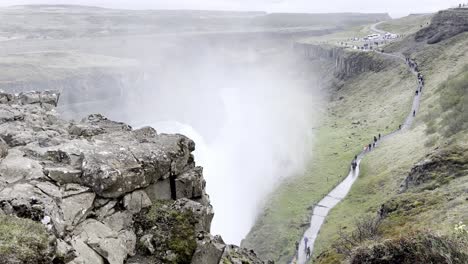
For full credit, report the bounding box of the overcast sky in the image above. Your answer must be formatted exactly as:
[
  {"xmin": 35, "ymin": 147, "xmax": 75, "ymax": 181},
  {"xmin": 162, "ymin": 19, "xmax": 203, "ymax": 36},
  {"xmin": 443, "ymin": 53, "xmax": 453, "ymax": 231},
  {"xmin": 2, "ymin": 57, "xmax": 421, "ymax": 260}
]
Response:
[{"xmin": 0, "ymin": 0, "xmax": 463, "ymax": 17}]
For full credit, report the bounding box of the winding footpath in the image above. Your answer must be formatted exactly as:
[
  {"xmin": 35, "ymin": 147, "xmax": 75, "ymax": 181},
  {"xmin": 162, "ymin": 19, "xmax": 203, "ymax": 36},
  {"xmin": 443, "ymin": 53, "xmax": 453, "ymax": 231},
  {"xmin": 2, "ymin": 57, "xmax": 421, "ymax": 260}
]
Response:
[{"xmin": 293, "ymin": 24, "xmax": 423, "ymax": 264}]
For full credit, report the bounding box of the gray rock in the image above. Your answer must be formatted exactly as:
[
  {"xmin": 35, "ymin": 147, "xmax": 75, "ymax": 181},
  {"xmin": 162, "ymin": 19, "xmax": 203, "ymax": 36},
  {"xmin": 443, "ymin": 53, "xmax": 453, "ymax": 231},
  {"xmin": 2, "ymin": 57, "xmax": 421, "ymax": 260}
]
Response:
[
  {"xmin": 123, "ymin": 190, "xmax": 152, "ymax": 214},
  {"xmin": 61, "ymin": 184, "xmax": 92, "ymax": 198},
  {"xmin": 61, "ymin": 192, "xmax": 95, "ymax": 228},
  {"xmin": 68, "ymin": 123, "xmax": 105, "ymax": 137},
  {"xmin": 35, "ymin": 181, "xmax": 62, "ymax": 199},
  {"xmin": 17, "ymin": 92, "xmax": 41, "ymax": 105},
  {"xmin": 191, "ymin": 232, "xmax": 226, "ymax": 264},
  {"xmin": 0, "ymin": 137, "xmax": 9, "ymax": 159},
  {"xmin": 55, "ymin": 239, "xmax": 76, "ymax": 263},
  {"xmin": 119, "ymin": 230, "xmax": 137, "ymax": 257},
  {"xmin": 44, "ymin": 166, "xmax": 82, "ymax": 185},
  {"xmin": 140, "ymin": 234, "xmax": 155, "ymax": 254},
  {"xmin": 95, "ymin": 200, "xmax": 118, "ymax": 220},
  {"xmin": 15, "ymin": 91, "xmax": 60, "ymax": 107},
  {"xmin": 0, "ymin": 90, "xmax": 265, "ymax": 264},
  {"xmin": 221, "ymin": 244, "xmax": 264, "ymax": 264},
  {"xmin": 81, "ymin": 132, "xmax": 194, "ymax": 198},
  {"xmin": 172, "ymin": 198, "xmax": 214, "ymax": 233},
  {"xmin": 0, "ymin": 182, "xmax": 64, "ymax": 235},
  {"xmin": 73, "ymin": 219, "xmax": 128, "ymax": 264},
  {"xmin": 144, "ymin": 178, "xmax": 172, "ymax": 201},
  {"xmin": 102, "ymin": 211, "xmax": 133, "ymax": 232},
  {"xmin": 175, "ymin": 167, "xmax": 205, "ymax": 200},
  {"xmin": 0, "ymin": 149, "xmax": 44, "ymax": 183},
  {"xmin": 132, "ymin": 126, "xmax": 157, "ymax": 142},
  {"xmin": 81, "ymin": 114, "xmax": 132, "ymax": 133},
  {"xmin": 70, "ymin": 236, "xmax": 105, "ymax": 264}
]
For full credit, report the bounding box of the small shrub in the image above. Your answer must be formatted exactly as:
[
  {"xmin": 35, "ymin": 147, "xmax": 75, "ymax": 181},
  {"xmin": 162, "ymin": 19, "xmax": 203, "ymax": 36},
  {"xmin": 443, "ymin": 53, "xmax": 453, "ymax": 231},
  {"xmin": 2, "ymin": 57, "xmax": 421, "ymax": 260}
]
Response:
[
  {"xmin": 332, "ymin": 215, "xmax": 383, "ymax": 257},
  {"xmin": 0, "ymin": 215, "xmax": 51, "ymax": 264},
  {"xmin": 134, "ymin": 201, "xmax": 198, "ymax": 264},
  {"xmin": 350, "ymin": 232, "xmax": 468, "ymax": 264}
]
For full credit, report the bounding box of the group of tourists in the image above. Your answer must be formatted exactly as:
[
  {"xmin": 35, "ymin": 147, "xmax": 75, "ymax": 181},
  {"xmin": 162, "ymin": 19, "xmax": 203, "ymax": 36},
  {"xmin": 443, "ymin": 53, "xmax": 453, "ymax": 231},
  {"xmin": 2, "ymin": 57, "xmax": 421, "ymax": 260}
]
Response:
[
  {"xmin": 291, "ymin": 53, "xmax": 425, "ymax": 264},
  {"xmin": 294, "ymin": 238, "xmax": 312, "ymax": 261},
  {"xmin": 362, "ymin": 133, "xmax": 382, "ymax": 154},
  {"xmin": 406, "ymin": 57, "xmax": 424, "ymax": 117}
]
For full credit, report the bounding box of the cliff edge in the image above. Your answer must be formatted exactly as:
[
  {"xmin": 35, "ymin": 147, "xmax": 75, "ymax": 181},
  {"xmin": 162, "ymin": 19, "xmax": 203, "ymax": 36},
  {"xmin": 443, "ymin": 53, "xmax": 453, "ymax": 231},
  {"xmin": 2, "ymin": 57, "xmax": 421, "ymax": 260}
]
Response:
[{"xmin": 0, "ymin": 90, "xmax": 264, "ymax": 264}]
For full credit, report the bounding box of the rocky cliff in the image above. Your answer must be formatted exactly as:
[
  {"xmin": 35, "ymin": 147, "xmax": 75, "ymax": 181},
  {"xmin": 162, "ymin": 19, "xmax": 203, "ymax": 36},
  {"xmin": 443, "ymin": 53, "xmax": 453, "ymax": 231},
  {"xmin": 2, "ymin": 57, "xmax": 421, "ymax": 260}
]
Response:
[
  {"xmin": 415, "ymin": 8, "xmax": 468, "ymax": 44},
  {"xmin": 294, "ymin": 43, "xmax": 389, "ymax": 79},
  {"xmin": 0, "ymin": 90, "xmax": 265, "ymax": 264}
]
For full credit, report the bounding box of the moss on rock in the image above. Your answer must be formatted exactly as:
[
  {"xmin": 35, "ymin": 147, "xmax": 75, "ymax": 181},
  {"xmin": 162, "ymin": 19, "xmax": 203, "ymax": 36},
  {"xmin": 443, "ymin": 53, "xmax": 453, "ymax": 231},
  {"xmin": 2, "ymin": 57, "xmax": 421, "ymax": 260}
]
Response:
[
  {"xmin": 133, "ymin": 200, "xmax": 198, "ymax": 264},
  {"xmin": 0, "ymin": 215, "xmax": 51, "ymax": 264},
  {"xmin": 350, "ymin": 232, "xmax": 468, "ymax": 264}
]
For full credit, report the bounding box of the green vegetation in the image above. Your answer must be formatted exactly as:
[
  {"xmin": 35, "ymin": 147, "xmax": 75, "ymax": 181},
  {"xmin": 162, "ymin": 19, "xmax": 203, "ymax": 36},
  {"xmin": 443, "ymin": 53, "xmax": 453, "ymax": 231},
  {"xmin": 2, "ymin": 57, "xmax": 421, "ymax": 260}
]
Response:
[
  {"xmin": 243, "ymin": 51, "xmax": 415, "ymax": 262},
  {"xmin": 0, "ymin": 215, "xmax": 51, "ymax": 264},
  {"xmin": 350, "ymin": 232, "xmax": 468, "ymax": 264},
  {"xmin": 134, "ymin": 201, "xmax": 198, "ymax": 264},
  {"xmin": 247, "ymin": 14, "xmax": 468, "ymax": 264},
  {"xmin": 435, "ymin": 65, "xmax": 468, "ymax": 137},
  {"xmin": 379, "ymin": 14, "xmax": 432, "ymax": 35},
  {"xmin": 312, "ymin": 27, "xmax": 468, "ymax": 264}
]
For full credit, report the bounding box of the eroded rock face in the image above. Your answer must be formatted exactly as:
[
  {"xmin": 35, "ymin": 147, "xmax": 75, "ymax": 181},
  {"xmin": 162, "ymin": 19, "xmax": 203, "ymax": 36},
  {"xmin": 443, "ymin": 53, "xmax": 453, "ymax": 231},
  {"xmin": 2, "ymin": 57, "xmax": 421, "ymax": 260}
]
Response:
[
  {"xmin": 400, "ymin": 146, "xmax": 468, "ymax": 192},
  {"xmin": 415, "ymin": 8, "xmax": 468, "ymax": 44},
  {"xmin": 192, "ymin": 232, "xmax": 226, "ymax": 264},
  {"xmin": 0, "ymin": 90, "xmax": 264, "ymax": 264}
]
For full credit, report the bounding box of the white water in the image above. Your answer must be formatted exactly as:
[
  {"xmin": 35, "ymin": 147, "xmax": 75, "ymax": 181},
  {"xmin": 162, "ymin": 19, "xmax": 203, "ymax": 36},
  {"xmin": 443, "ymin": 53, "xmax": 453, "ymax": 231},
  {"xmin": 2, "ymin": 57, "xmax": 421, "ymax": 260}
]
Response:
[{"xmin": 140, "ymin": 80, "xmax": 317, "ymax": 244}]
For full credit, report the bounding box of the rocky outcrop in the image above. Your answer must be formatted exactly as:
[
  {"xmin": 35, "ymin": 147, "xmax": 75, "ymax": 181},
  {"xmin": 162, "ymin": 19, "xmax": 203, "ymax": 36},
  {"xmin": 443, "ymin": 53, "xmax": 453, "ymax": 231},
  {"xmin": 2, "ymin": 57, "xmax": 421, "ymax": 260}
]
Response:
[
  {"xmin": 0, "ymin": 90, "xmax": 265, "ymax": 264},
  {"xmin": 400, "ymin": 146, "xmax": 468, "ymax": 192},
  {"xmin": 294, "ymin": 43, "xmax": 388, "ymax": 79},
  {"xmin": 415, "ymin": 8, "xmax": 468, "ymax": 44}
]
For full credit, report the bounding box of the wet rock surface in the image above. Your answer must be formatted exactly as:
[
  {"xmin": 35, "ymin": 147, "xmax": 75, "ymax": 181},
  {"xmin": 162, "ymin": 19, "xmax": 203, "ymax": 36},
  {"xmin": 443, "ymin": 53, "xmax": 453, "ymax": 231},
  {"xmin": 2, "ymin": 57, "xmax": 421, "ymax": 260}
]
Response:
[{"xmin": 0, "ymin": 91, "xmax": 265, "ymax": 264}]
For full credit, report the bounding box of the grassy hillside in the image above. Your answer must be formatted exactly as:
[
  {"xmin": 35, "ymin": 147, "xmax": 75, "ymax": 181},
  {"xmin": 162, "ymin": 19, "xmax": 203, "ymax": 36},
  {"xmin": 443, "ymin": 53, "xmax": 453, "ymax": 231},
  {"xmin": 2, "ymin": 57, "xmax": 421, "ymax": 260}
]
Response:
[
  {"xmin": 313, "ymin": 27, "xmax": 468, "ymax": 264},
  {"xmin": 242, "ymin": 50, "xmax": 415, "ymax": 262},
  {"xmin": 379, "ymin": 14, "xmax": 432, "ymax": 35},
  {"xmin": 244, "ymin": 11, "xmax": 468, "ymax": 264}
]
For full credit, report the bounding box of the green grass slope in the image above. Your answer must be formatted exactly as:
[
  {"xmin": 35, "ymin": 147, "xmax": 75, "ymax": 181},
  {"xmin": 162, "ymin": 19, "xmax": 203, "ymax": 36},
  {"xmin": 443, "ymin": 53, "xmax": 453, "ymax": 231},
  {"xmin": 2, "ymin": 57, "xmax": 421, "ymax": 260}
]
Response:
[
  {"xmin": 242, "ymin": 50, "xmax": 415, "ymax": 262},
  {"xmin": 244, "ymin": 11, "xmax": 468, "ymax": 263},
  {"xmin": 379, "ymin": 14, "xmax": 432, "ymax": 36},
  {"xmin": 313, "ymin": 28, "xmax": 468, "ymax": 264}
]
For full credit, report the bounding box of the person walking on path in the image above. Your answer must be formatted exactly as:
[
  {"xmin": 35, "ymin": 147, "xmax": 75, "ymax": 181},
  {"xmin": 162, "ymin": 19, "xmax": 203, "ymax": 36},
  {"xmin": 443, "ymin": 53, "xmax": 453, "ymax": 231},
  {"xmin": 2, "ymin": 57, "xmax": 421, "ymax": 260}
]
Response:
[
  {"xmin": 368, "ymin": 143, "xmax": 372, "ymax": 151},
  {"xmin": 378, "ymin": 133, "xmax": 381, "ymax": 140},
  {"xmin": 304, "ymin": 237, "xmax": 309, "ymax": 252},
  {"xmin": 413, "ymin": 110, "xmax": 416, "ymax": 117},
  {"xmin": 306, "ymin": 247, "xmax": 311, "ymax": 259},
  {"xmin": 295, "ymin": 240, "xmax": 299, "ymax": 258},
  {"xmin": 374, "ymin": 136, "xmax": 377, "ymax": 143}
]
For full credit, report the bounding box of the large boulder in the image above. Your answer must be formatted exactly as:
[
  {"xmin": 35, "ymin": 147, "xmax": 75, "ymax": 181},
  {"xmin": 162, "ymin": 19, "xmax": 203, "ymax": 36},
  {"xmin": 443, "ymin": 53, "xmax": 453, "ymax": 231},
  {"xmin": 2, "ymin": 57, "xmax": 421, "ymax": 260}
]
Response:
[
  {"xmin": 172, "ymin": 198, "xmax": 214, "ymax": 233},
  {"xmin": 175, "ymin": 166, "xmax": 206, "ymax": 200},
  {"xmin": 191, "ymin": 232, "xmax": 226, "ymax": 264},
  {"xmin": 0, "ymin": 149, "xmax": 44, "ymax": 184},
  {"xmin": 72, "ymin": 219, "xmax": 130, "ymax": 264},
  {"xmin": 123, "ymin": 190, "xmax": 152, "ymax": 214}
]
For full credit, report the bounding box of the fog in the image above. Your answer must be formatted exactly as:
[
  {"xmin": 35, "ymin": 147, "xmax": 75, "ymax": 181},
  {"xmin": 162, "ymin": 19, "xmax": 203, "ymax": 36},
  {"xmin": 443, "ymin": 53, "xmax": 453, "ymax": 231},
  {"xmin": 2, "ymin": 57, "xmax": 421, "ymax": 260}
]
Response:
[
  {"xmin": 118, "ymin": 36, "xmax": 323, "ymax": 244},
  {"xmin": 3, "ymin": 0, "xmax": 451, "ymax": 245},
  {"xmin": 0, "ymin": 0, "xmax": 463, "ymax": 17}
]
